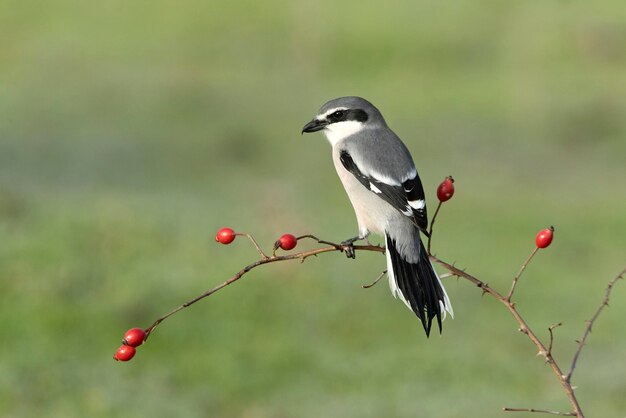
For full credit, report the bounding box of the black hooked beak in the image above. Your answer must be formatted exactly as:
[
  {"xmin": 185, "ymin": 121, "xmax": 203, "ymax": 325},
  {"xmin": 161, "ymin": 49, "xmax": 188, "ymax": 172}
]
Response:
[{"xmin": 301, "ymin": 118, "xmax": 327, "ymax": 134}]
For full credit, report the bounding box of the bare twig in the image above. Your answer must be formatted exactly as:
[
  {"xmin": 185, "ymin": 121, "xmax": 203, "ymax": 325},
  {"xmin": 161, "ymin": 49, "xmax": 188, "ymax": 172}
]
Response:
[
  {"xmin": 237, "ymin": 233, "xmax": 269, "ymax": 259},
  {"xmin": 566, "ymin": 267, "xmax": 626, "ymax": 383},
  {"xmin": 362, "ymin": 270, "xmax": 387, "ymax": 289},
  {"xmin": 547, "ymin": 322, "xmax": 563, "ymax": 358},
  {"xmin": 427, "ymin": 201, "xmax": 442, "ymax": 255},
  {"xmin": 503, "ymin": 407, "xmax": 575, "ymax": 416},
  {"xmin": 506, "ymin": 247, "xmax": 539, "ymax": 301},
  {"xmin": 296, "ymin": 234, "xmax": 344, "ymax": 250}
]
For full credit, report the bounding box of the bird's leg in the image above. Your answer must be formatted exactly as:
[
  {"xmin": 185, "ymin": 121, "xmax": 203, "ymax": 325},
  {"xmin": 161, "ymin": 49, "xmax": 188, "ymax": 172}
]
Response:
[{"xmin": 341, "ymin": 232, "xmax": 369, "ymax": 259}]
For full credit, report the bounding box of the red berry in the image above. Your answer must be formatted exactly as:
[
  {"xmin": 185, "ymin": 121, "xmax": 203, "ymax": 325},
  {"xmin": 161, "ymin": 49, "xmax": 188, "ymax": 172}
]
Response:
[
  {"xmin": 215, "ymin": 227, "xmax": 236, "ymax": 244},
  {"xmin": 123, "ymin": 328, "xmax": 146, "ymax": 348},
  {"xmin": 114, "ymin": 345, "xmax": 136, "ymax": 362},
  {"xmin": 277, "ymin": 234, "xmax": 298, "ymax": 251},
  {"xmin": 437, "ymin": 176, "xmax": 455, "ymax": 202},
  {"xmin": 535, "ymin": 226, "xmax": 555, "ymax": 249}
]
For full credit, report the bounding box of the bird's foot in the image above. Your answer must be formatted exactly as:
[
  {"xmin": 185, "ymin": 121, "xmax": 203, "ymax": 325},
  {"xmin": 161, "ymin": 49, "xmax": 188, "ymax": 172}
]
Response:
[{"xmin": 341, "ymin": 235, "xmax": 364, "ymax": 259}]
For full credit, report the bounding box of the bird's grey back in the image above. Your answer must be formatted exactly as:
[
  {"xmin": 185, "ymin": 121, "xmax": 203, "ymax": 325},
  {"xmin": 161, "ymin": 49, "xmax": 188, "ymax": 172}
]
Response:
[{"xmin": 341, "ymin": 127, "xmax": 416, "ymax": 181}]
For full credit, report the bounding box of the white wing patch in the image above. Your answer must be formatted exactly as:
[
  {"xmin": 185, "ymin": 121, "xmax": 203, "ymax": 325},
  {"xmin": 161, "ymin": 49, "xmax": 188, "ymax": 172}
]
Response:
[
  {"xmin": 364, "ymin": 167, "xmax": 415, "ymax": 188},
  {"xmin": 408, "ymin": 199, "xmax": 425, "ymax": 210},
  {"xmin": 362, "ymin": 169, "xmax": 401, "ymax": 186},
  {"xmin": 369, "ymin": 182, "xmax": 382, "ymax": 194}
]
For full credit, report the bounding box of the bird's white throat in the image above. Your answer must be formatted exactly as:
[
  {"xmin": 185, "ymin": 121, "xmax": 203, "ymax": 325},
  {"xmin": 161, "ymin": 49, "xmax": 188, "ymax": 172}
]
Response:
[{"xmin": 323, "ymin": 121, "xmax": 365, "ymax": 146}]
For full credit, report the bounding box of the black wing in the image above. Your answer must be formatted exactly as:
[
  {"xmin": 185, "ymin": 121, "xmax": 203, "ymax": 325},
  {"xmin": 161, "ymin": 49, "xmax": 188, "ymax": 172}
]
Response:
[{"xmin": 339, "ymin": 150, "xmax": 428, "ymax": 233}]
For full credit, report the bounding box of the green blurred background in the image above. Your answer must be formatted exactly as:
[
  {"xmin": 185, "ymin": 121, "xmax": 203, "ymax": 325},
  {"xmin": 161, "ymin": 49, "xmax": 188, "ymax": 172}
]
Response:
[{"xmin": 1, "ymin": 1, "xmax": 625, "ymax": 417}]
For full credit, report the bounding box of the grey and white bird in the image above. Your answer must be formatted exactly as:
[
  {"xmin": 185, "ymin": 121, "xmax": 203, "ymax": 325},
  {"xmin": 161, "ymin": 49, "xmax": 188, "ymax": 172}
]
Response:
[{"xmin": 302, "ymin": 96, "xmax": 453, "ymax": 336}]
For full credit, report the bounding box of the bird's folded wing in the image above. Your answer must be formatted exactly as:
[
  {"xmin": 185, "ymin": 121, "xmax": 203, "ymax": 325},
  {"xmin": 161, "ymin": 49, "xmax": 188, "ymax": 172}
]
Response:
[{"xmin": 339, "ymin": 150, "xmax": 428, "ymax": 233}]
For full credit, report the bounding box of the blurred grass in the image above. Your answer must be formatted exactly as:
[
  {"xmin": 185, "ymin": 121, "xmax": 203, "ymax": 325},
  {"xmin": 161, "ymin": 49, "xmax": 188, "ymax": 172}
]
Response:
[{"xmin": 1, "ymin": 0, "xmax": 625, "ymax": 417}]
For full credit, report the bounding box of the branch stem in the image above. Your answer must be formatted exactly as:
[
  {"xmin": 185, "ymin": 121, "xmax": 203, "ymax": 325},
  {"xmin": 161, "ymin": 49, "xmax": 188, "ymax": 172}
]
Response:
[
  {"xmin": 547, "ymin": 323, "xmax": 562, "ymax": 358},
  {"xmin": 362, "ymin": 270, "xmax": 387, "ymax": 289},
  {"xmin": 430, "ymin": 256, "xmax": 586, "ymax": 418},
  {"xmin": 506, "ymin": 246, "xmax": 539, "ymax": 301},
  {"xmin": 427, "ymin": 201, "xmax": 443, "ymax": 255},
  {"xmin": 503, "ymin": 407, "xmax": 575, "ymax": 416},
  {"xmin": 238, "ymin": 233, "xmax": 269, "ymax": 259},
  {"xmin": 143, "ymin": 242, "xmax": 384, "ymax": 339},
  {"xmin": 136, "ymin": 231, "xmax": 625, "ymax": 418},
  {"xmin": 566, "ymin": 267, "xmax": 626, "ymax": 383}
]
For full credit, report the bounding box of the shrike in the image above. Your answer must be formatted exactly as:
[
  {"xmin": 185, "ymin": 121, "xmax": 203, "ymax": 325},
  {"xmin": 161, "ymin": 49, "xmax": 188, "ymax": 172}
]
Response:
[{"xmin": 302, "ymin": 96, "xmax": 453, "ymax": 336}]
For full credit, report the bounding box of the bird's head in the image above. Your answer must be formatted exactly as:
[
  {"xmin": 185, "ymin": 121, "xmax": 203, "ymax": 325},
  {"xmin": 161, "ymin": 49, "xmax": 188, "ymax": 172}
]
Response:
[{"xmin": 302, "ymin": 96, "xmax": 385, "ymax": 145}]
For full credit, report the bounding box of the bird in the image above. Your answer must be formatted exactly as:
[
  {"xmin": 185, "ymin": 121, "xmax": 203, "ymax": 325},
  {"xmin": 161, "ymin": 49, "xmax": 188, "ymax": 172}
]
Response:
[{"xmin": 301, "ymin": 96, "xmax": 453, "ymax": 336}]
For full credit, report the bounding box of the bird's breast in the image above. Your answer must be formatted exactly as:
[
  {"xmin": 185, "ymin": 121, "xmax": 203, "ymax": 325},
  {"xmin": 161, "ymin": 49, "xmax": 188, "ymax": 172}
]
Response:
[{"xmin": 331, "ymin": 148, "xmax": 399, "ymax": 235}]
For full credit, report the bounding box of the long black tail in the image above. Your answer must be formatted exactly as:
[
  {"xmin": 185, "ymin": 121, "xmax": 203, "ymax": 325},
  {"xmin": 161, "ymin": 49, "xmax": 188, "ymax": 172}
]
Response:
[{"xmin": 385, "ymin": 234, "xmax": 452, "ymax": 336}]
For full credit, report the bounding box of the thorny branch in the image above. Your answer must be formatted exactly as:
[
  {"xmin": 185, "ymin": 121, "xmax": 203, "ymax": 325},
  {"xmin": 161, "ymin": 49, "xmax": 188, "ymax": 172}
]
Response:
[
  {"xmin": 566, "ymin": 267, "xmax": 626, "ymax": 384},
  {"xmin": 143, "ymin": 236, "xmax": 385, "ymax": 338},
  {"xmin": 135, "ymin": 201, "xmax": 624, "ymax": 418},
  {"xmin": 427, "ymin": 255, "xmax": 585, "ymax": 417}
]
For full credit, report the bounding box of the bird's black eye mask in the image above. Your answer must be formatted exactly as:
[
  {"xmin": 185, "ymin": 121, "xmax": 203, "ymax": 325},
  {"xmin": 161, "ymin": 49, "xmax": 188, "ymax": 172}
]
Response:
[
  {"xmin": 328, "ymin": 110, "xmax": 346, "ymax": 121},
  {"xmin": 327, "ymin": 108, "xmax": 369, "ymax": 124}
]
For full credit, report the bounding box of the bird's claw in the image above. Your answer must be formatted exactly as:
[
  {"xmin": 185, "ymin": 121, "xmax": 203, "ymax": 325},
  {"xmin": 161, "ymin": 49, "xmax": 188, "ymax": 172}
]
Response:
[{"xmin": 341, "ymin": 239, "xmax": 357, "ymax": 259}]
